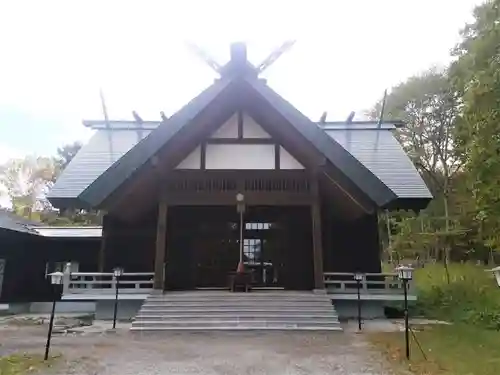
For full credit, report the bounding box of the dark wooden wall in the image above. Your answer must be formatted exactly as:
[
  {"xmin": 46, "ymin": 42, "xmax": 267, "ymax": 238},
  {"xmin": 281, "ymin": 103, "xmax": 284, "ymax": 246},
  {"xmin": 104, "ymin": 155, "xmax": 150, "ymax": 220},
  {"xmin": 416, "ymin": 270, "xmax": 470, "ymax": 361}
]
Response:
[
  {"xmin": 1, "ymin": 201, "xmax": 382, "ymax": 303},
  {"xmin": 0, "ymin": 230, "xmax": 100, "ymax": 303},
  {"xmin": 322, "ymin": 205, "xmax": 382, "ymax": 274},
  {"xmin": 104, "ymin": 212, "xmax": 156, "ymax": 272}
]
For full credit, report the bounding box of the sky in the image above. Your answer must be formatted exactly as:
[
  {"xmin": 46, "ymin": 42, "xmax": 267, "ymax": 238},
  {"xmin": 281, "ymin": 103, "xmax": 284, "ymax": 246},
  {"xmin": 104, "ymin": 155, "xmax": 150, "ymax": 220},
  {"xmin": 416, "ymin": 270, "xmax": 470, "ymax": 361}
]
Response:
[{"xmin": 0, "ymin": 0, "xmax": 483, "ymax": 163}]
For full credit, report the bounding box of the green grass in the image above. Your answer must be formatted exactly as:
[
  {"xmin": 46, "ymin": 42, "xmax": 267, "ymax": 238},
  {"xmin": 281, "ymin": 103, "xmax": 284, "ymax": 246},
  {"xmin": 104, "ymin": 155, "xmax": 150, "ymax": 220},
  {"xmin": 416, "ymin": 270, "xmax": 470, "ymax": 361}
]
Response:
[
  {"xmin": 0, "ymin": 353, "xmax": 58, "ymax": 375},
  {"xmin": 371, "ymin": 262, "xmax": 500, "ymax": 374},
  {"xmin": 413, "ymin": 263, "xmax": 500, "ymax": 328},
  {"xmin": 369, "ymin": 324, "xmax": 500, "ymax": 375}
]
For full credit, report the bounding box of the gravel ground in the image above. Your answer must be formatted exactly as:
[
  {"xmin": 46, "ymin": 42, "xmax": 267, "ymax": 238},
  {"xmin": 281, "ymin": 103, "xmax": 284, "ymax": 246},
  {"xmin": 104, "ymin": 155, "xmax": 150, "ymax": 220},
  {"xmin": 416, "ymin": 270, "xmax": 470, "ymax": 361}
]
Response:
[{"xmin": 0, "ymin": 325, "xmax": 395, "ymax": 375}]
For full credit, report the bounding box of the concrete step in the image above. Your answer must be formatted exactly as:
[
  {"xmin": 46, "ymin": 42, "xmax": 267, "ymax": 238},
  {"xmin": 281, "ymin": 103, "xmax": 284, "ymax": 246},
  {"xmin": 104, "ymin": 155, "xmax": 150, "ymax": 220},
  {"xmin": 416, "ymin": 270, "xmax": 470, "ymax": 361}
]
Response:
[
  {"xmin": 132, "ymin": 292, "xmax": 341, "ymax": 332},
  {"xmin": 131, "ymin": 320, "xmax": 341, "ymax": 329},
  {"xmin": 146, "ymin": 293, "xmax": 328, "ymax": 299},
  {"xmin": 142, "ymin": 302, "xmax": 333, "ymax": 308},
  {"xmin": 146, "ymin": 296, "xmax": 330, "ymax": 302},
  {"xmin": 137, "ymin": 310, "xmax": 338, "ymax": 316},
  {"xmin": 150, "ymin": 289, "xmax": 324, "ymax": 298},
  {"xmin": 131, "ymin": 325, "xmax": 342, "ymax": 331},
  {"xmin": 134, "ymin": 315, "xmax": 337, "ymax": 322}
]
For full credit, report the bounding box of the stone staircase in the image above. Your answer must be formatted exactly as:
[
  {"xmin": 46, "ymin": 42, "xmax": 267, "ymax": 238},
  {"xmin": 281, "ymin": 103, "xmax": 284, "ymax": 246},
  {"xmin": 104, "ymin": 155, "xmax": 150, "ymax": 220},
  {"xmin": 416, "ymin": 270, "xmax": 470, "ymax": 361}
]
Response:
[{"xmin": 131, "ymin": 291, "xmax": 342, "ymax": 331}]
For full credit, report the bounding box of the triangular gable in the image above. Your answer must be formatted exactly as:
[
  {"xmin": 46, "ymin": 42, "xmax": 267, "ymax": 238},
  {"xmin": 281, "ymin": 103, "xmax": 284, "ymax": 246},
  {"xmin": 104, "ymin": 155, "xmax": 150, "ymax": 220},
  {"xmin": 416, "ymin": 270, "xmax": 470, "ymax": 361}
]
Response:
[
  {"xmin": 175, "ymin": 112, "xmax": 304, "ymax": 170},
  {"xmin": 78, "ymin": 76, "xmax": 395, "ymax": 209}
]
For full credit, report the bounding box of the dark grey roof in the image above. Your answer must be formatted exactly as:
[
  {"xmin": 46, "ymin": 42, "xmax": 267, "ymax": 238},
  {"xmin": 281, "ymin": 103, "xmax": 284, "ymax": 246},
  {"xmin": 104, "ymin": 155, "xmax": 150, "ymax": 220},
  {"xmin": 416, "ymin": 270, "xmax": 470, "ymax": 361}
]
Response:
[
  {"xmin": 83, "ymin": 120, "xmax": 160, "ymax": 130},
  {"xmin": 0, "ymin": 210, "xmax": 40, "ymax": 234},
  {"xmin": 76, "ymin": 79, "xmax": 233, "ymax": 207},
  {"xmin": 48, "ymin": 129, "xmax": 151, "ymax": 202},
  {"xmin": 71, "ymin": 76, "xmax": 403, "ymax": 209},
  {"xmin": 325, "ymin": 129, "xmax": 432, "ymax": 199},
  {"xmin": 48, "ymin": 119, "xmax": 431, "ymax": 209},
  {"xmin": 245, "ymin": 78, "xmax": 397, "ymax": 207}
]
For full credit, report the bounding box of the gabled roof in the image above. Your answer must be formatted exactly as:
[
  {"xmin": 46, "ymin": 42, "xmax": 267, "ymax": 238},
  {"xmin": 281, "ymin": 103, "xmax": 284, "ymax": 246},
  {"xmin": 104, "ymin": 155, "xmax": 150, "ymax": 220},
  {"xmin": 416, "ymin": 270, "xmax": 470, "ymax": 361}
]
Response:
[
  {"xmin": 325, "ymin": 129, "xmax": 431, "ymax": 200},
  {"xmin": 243, "ymin": 78, "xmax": 398, "ymax": 207},
  {"xmin": 49, "ymin": 121, "xmax": 433, "ymax": 209},
  {"xmin": 48, "ymin": 43, "xmax": 431, "ymax": 211},
  {"xmin": 48, "ymin": 127, "xmax": 150, "ymax": 207},
  {"xmin": 77, "ymin": 78, "xmax": 234, "ymax": 208},
  {"xmin": 72, "ymin": 79, "xmax": 397, "ymax": 209}
]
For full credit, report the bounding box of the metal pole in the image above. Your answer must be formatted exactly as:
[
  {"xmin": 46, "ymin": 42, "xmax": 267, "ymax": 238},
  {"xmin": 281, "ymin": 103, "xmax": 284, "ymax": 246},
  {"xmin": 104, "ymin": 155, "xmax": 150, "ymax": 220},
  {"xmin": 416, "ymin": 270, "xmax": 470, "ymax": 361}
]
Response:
[
  {"xmin": 357, "ymin": 280, "xmax": 362, "ymax": 331},
  {"xmin": 44, "ymin": 291, "xmax": 57, "ymax": 360},
  {"xmin": 112, "ymin": 275, "xmax": 119, "ymax": 329},
  {"xmin": 404, "ymin": 279, "xmax": 410, "ymax": 360},
  {"xmin": 239, "ymin": 210, "xmax": 243, "ymax": 263}
]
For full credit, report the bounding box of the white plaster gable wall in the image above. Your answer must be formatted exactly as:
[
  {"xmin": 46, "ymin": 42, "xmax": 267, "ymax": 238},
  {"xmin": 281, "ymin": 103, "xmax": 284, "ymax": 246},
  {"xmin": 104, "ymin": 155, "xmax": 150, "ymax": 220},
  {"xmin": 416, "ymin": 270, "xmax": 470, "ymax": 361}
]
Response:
[
  {"xmin": 175, "ymin": 146, "xmax": 201, "ymax": 169},
  {"xmin": 242, "ymin": 113, "xmax": 271, "ymax": 138},
  {"xmin": 206, "ymin": 144, "xmax": 275, "ymax": 169},
  {"xmin": 211, "ymin": 114, "xmax": 238, "ymax": 138},
  {"xmin": 175, "ymin": 112, "xmax": 304, "ymax": 170},
  {"xmin": 280, "ymin": 146, "xmax": 304, "ymax": 169}
]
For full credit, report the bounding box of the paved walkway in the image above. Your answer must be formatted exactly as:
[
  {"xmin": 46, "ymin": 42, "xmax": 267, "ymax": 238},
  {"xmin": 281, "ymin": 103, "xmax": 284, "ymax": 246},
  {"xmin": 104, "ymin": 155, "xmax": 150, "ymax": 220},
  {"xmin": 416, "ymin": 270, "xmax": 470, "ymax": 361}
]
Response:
[{"xmin": 0, "ymin": 325, "xmax": 394, "ymax": 374}]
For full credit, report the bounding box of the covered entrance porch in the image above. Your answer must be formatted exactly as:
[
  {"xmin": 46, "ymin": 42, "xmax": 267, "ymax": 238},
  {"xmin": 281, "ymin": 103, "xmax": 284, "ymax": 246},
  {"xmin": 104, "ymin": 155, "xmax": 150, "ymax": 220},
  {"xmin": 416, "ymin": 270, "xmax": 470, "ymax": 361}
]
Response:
[
  {"xmin": 166, "ymin": 205, "xmax": 314, "ymax": 291},
  {"xmin": 153, "ymin": 169, "xmax": 322, "ymax": 292}
]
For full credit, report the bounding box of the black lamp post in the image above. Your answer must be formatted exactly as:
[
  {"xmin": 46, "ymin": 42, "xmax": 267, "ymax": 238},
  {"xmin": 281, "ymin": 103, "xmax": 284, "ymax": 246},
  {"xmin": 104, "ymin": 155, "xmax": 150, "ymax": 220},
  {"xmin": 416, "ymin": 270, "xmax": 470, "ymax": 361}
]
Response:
[
  {"xmin": 112, "ymin": 267, "xmax": 124, "ymax": 329},
  {"xmin": 353, "ymin": 272, "xmax": 364, "ymax": 331},
  {"xmin": 396, "ymin": 265, "xmax": 414, "ymax": 360},
  {"xmin": 44, "ymin": 271, "xmax": 63, "ymax": 361}
]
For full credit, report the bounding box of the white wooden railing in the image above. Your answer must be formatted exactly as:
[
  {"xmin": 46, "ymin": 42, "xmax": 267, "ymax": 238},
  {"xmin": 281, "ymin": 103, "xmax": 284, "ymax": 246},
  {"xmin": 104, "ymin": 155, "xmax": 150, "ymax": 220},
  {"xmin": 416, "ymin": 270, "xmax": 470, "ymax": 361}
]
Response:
[
  {"xmin": 62, "ymin": 269, "xmax": 154, "ymax": 296},
  {"xmin": 323, "ymin": 272, "xmax": 414, "ymax": 295}
]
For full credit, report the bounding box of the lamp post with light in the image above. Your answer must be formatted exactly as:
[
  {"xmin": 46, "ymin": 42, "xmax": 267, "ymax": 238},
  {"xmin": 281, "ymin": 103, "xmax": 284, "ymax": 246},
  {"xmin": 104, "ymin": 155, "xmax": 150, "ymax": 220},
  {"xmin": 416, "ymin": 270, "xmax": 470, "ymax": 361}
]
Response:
[
  {"xmin": 353, "ymin": 272, "xmax": 364, "ymax": 331},
  {"xmin": 112, "ymin": 267, "xmax": 124, "ymax": 329},
  {"xmin": 236, "ymin": 193, "xmax": 246, "ymax": 272},
  {"xmin": 396, "ymin": 265, "xmax": 414, "ymax": 360},
  {"xmin": 44, "ymin": 271, "xmax": 63, "ymax": 361}
]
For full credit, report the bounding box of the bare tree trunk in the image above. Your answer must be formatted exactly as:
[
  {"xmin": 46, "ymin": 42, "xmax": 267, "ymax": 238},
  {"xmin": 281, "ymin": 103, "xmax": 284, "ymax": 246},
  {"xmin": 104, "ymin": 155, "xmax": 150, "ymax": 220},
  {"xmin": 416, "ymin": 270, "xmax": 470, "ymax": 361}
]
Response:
[
  {"xmin": 385, "ymin": 210, "xmax": 393, "ymax": 263},
  {"xmin": 420, "ymin": 215, "xmax": 428, "ymax": 262},
  {"xmin": 443, "ymin": 191, "xmax": 451, "ymax": 284}
]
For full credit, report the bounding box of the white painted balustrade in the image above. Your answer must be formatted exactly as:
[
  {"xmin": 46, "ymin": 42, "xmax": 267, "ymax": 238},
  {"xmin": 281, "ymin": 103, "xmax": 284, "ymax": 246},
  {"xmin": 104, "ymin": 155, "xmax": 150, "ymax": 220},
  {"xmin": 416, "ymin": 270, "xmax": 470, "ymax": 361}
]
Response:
[
  {"xmin": 323, "ymin": 272, "xmax": 414, "ymax": 295},
  {"xmin": 61, "ymin": 264, "xmax": 154, "ymax": 298}
]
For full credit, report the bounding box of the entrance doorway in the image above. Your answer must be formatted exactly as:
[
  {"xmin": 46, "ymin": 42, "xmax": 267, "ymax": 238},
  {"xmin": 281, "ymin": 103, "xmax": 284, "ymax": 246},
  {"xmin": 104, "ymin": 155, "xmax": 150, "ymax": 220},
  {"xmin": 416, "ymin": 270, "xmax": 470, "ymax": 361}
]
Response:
[
  {"xmin": 243, "ymin": 222, "xmax": 278, "ymax": 287},
  {"xmin": 165, "ymin": 206, "xmax": 314, "ymax": 290}
]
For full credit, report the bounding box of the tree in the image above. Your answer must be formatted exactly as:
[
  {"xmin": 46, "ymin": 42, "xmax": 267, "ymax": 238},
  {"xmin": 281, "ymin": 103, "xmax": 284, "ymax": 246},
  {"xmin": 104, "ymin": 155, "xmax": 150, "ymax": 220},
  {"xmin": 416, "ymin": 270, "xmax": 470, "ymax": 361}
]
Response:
[
  {"xmin": 0, "ymin": 156, "xmax": 56, "ymax": 218},
  {"xmin": 369, "ymin": 70, "xmax": 463, "ymax": 279},
  {"xmin": 451, "ymin": 0, "xmax": 500, "ymax": 253},
  {"xmin": 369, "ymin": 69, "xmax": 462, "ymax": 195}
]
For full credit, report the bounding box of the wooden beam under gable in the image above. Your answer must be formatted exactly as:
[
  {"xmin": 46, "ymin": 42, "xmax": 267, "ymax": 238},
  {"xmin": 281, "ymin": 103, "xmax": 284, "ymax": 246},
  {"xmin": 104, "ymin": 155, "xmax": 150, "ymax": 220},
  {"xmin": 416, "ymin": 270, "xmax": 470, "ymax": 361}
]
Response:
[
  {"xmin": 154, "ymin": 200, "xmax": 167, "ymax": 290},
  {"xmin": 237, "ymin": 110, "xmax": 243, "ymax": 139}
]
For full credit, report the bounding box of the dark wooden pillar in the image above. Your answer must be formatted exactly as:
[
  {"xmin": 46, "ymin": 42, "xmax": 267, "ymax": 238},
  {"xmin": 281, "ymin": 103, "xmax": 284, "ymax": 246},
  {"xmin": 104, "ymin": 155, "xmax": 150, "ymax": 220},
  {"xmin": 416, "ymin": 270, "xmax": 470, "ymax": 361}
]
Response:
[
  {"xmin": 154, "ymin": 200, "xmax": 168, "ymax": 290},
  {"xmin": 311, "ymin": 175, "xmax": 325, "ymax": 289},
  {"xmin": 98, "ymin": 214, "xmax": 108, "ymax": 272}
]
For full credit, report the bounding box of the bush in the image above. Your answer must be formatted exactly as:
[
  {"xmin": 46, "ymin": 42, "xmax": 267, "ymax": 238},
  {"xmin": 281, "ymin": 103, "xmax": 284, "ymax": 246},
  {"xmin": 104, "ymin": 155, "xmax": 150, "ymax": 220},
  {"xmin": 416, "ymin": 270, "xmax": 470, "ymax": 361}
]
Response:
[{"xmin": 414, "ymin": 263, "xmax": 500, "ymax": 329}]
